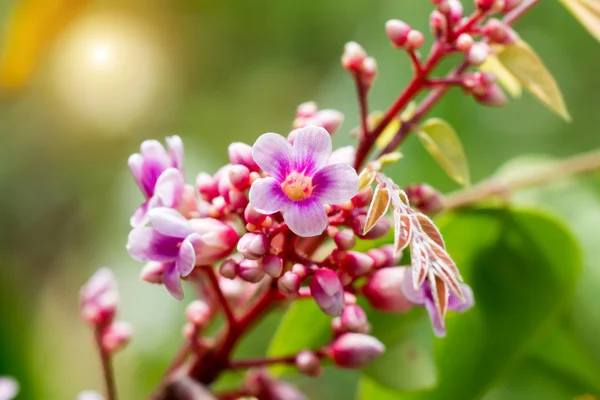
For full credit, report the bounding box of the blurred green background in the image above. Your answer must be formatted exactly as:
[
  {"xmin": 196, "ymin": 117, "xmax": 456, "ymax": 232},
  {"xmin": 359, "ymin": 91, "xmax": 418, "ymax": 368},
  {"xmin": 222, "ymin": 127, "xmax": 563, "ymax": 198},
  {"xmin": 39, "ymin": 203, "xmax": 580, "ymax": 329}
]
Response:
[{"xmin": 0, "ymin": 0, "xmax": 599, "ymax": 399}]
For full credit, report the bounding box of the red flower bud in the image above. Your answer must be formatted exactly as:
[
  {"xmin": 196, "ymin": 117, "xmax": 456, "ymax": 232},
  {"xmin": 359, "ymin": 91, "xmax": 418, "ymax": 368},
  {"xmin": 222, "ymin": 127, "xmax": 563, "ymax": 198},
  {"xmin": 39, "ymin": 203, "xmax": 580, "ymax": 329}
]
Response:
[
  {"xmin": 342, "ymin": 251, "xmax": 374, "ymax": 277},
  {"xmin": 219, "ymin": 259, "xmax": 239, "ymax": 280},
  {"xmin": 228, "ymin": 165, "xmax": 251, "ymax": 191},
  {"xmin": 196, "ymin": 172, "xmax": 219, "ymax": 201},
  {"xmin": 362, "ymin": 267, "xmax": 413, "ymax": 313},
  {"xmin": 340, "ymin": 304, "xmax": 370, "ymax": 333},
  {"xmin": 334, "ymin": 229, "xmax": 356, "ymax": 251},
  {"xmin": 430, "ymin": 10, "xmax": 448, "ymax": 39},
  {"xmin": 237, "ymin": 232, "xmax": 269, "ymax": 260},
  {"xmin": 483, "ymin": 18, "xmax": 518, "ymax": 45},
  {"xmin": 474, "ymin": 83, "xmax": 507, "ymax": 107},
  {"xmin": 330, "ymin": 333, "xmax": 384, "ymax": 368},
  {"xmin": 296, "ymin": 350, "xmax": 322, "ymax": 377},
  {"xmin": 140, "ymin": 261, "xmax": 166, "ymax": 284},
  {"xmin": 456, "ymin": 33, "xmax": 474, "ymax": 52},
  {"xmin": 278, "ymin": 271, "xmax": 302, "ymax": 295},
  {"xmin": 467, "ymin": 42, "xmax": 489, "ymax": 66},
  {"xmin": 341, "ymin": 42, "xmax": 367, "ymax": 71},
  {"xmin": 228, "ymin": 142, "xmax": 259, "ymax": 172},
  {"xmin": 238, "ymin": 260, "xmax": 265, "ymax": 283},
  {"xmin": 351, "ymin": 186, "xmax": 374, "ymax": 208},
  {"xmin": 403, "ymin": 183, "xmax": 445, "ymax": 216},
  {"xmin": 101, "ymin": 321, "xmax": 132, "ymax": 353},
  {"xmin": 310, "ymin": 268, "xmax": 345, "ymax": 316},
  {"xmin": 296, "ymin": 101, "xmax": 317, "ymax": 118},
  {"xmin": 80, "ymin": 268, "xmax": 118, "ymax": 327},
  {"xmin": 244, "ymin": 203, "xmax": 268, "ymax": 226},
  {"xmin": 406, "ymin": 30, "xmax": 425, "ymax": 50},
  {"xmin": 261, "ymin": 254, "xmax": 283, "ymax": 278},
  {"xmin": 385, "ymin": 19, "xmax": 411, "ymax": 48}
]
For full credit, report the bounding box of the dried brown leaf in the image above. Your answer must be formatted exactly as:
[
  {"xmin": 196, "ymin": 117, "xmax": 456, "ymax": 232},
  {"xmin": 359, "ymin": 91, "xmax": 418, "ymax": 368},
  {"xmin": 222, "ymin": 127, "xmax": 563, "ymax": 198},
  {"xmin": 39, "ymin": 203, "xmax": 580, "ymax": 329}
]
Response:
[
  {"xmin": 363, "ymin": 184, "xmax": 391, "ymax": 235},
  {"xmin": 410, "ymin": 240, "xmax": 429, "ymax": 289},
  {"xmin": 416, "ymin": 213, "xmax": 445, "ymax": 249},
  {"xmin": 393, "ymin": 210, "xmax": 412, "ymax": 255},
  {"xmin": 357, "ymin": 168, "xmax": 377, "ymax": 192}
]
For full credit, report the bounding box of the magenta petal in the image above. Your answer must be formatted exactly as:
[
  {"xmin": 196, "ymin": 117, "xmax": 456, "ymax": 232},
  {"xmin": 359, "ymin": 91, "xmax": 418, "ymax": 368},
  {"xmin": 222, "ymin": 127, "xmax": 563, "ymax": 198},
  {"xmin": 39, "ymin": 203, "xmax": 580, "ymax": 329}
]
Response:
[
  {"xmin": 449, "ymin": 283, "xmax": 474, "ymax": 312},
  {"xmin": 154, "ymin": 168, "xmax": 185, "ymax": 208},
  {"xmin": 148, "ymin": 208, "xmax": 192, "ymax": 238},
  {"xmin": 141, "ymin": 140, "xmax": 170, "ymax": 167},
  {"xmin": 163, "ymin": 263, "xmax": 184, "ymax": 300},
  {"xmin": 400, "ymin": 269, "xmax": 427, "ymax": 305},
  {"xmin": 249, "ymin": 177, "xmax": 288, "ymax": 214},
  {"xmin": 328, "ymin": 146, "xmax": 355, "ymax": 166},
  {"xmin": 177, "ymin": 234, "xmax": 200, "ymax": 276},
  {"xmin": 166, "ymin": 135, "xmax": 184, "ymax": 170},
  {"xmin": 312, "ymin": 163, "xmax": 359, "ymax": 205},
  {"xmin": 283, "ymin": 197, "xmax": 328, "ymax": 237},
  {"xmin": 130, "ymin": 200, "xmax": 150, "ymax": 227},
  {"xmin": 425, "ymin": 298, "xmax": 446, "ymax": 337},
  {"xmin": 252, "ymin": 133, "xmax": 293, "ymax": 181},
  {"xmin": 292, "ymin": 126, "xmax": 332, "ymax": 175},
  {"xmin": 127, "ymin": 227, "xmax": 154, "ymax": 261},
  {"xmin": 128, "ymin": 153, "xmax": 145, "ymax": 193}
]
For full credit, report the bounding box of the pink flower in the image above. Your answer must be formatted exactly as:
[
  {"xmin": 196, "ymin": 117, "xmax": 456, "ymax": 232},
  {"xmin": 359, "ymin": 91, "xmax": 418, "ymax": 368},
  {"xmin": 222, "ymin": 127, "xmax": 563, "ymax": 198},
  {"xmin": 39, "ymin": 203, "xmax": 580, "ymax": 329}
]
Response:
[
  {"xmin": 80, "ymin": 268, "xmax": 119, "ymax": 326},
  {"xmin": 249, "ymin": 126, "xmax": 358, "ymax": 237},
  {"xmin": 0, "ymin": 377, "xmax": 18, "ymax": 400},
  {"xmin": 128, "ymin": 136, "xmax": 185, "ymax": 227}
]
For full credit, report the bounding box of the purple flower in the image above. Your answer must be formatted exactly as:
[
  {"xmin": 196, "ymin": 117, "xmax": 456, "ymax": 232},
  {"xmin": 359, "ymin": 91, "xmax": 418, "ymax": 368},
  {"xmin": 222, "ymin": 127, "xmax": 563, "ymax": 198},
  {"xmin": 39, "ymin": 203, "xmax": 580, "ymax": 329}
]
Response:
[
  {"xmin": 128, "ymin": 136, "xmax": 185, "ymax": 227},
  {"xmin": 401, "ymin": 267, "xmax": 474, "ymax": 337},
  {"xmin": 127, "ymin": 208, "xmax": 238, "ymax": 300},
  {"xmin": 249, "ymin": 126, "xmax": 359, "ymax": 237}
]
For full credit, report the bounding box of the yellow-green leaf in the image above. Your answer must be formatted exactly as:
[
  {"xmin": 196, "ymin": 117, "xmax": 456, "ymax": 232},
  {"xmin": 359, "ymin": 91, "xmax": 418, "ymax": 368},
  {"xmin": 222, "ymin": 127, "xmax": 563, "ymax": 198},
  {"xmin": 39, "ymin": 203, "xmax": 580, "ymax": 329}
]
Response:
[
  {"xmin": 417, "ymin": 118, "xmax": 470, "ymax": 187},
  {"xmin": 559, "ymin": 0, "xmax": 600, "ymax": 43},
  {"xmin": 374, "ymin": 102, "xmax": 416, "ymax": 150},
  {"xmin": 497, "ymin": 39, "xmax": 571, "ymax": 121},
  {"xmin": 479, "ymin": 54, "xmax": 522, "ymax": 98}
]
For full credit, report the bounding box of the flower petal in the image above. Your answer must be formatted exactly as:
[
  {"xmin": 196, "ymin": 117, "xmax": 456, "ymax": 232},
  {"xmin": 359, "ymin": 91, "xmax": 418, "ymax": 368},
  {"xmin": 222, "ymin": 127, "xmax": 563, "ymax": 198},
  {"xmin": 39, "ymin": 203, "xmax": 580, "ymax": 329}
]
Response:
[
  {"xmin": 127, "ymin": 227, "xmax": 181, "ymax": 262},
  {"xmin": 163, "ymin": 263, "xmax": 184, "ymax": 300},
  {"xmin": 448, "ymin": 283, "xmax": 474, "ymax": 312},
  {"xmin": 249, "ymin": 177, "xmax": 288, "ymax": 214},
  {"xmin": 139, "ymin": 140, "xmax": 171, "ymax": 196},
  {"xmin": 312, "ymin": 163, "xmax": 359, "ymax": 204},
  {"xmin": 177, "ymin": 234, "xmax": 201, "ymax": 276},
  {"xmin": 127, "ymin": 227, "xmax": 154, "ymax": 261},
  {"xmin": 328, "ymin": 146, "xmax": 355, "ymax": 166},
  {"xmin": 128, "ymin": 153, "xmax": 145, "ymax": 194},
  {"xmin": 400, "ymin": 268, "xmax": 427, "ymax": 305},
  {"xmin": 166, "ymin": 135, "xmax": 184, "ymax": 170},
  {"xmin": 130, "ymin": 200, "xmax": 150, "ymax": 227},
  {"xmin": 283, "ymin": 197, "xmax": 328, "ymax": 237},
  {"xmin": 292, "ymin": 126, "xmax": 332, "ymax": 175},
  {"xmin": 425, "ymin": 297, "xmax": 446, "ymax": 337},
  {"xmin": 252, "ymin": 133, "xmax": 293, "ymax": 181},
  {"xmin": 148, "ymin": 208, "xmax": 192, "ymax": 238},
  {"xmin": 154, "ymin": 168, "xmax": 185, "ymax": 208}
]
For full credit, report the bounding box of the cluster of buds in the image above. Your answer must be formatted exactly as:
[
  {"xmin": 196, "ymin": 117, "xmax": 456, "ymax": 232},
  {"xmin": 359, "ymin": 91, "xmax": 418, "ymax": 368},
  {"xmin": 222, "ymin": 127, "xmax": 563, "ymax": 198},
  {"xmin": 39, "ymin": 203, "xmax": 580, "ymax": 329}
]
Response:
[
  {"xmin": 463, "ymin": 71, "xmax": 507, "ymax": 107},
  {"xmin": 476, "ymin": 0, "xmax": 523, "ymax": 13},
  {"xmin": 341, "ymin": 42, "xmax": 378, "ymax": 89},
  {"xmin": 292, "ymin": 101, "xmax": 344, "ymax": 135},
  {"xmin": 80, "ymin": 269, "xmax": 132, "ymax": 353}
]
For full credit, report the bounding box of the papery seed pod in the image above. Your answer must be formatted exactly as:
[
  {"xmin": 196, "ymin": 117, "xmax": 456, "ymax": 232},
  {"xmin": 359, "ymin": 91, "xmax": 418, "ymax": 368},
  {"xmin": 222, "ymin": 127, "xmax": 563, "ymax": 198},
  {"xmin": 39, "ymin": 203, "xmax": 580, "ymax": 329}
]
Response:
[
  {"xmin": 101, "ymin": 321, "xmax": 132, "ymax": 353},
  {"xmin": 334, "ymin": 229, "xmax": 356, "ymax": 251},
  {"xmin": 310, "ymin": 268, "xmax": 345, "ymax": 317},
  {"xmin": 362, "ymin": 267, "xmax": 413, "ymax": 312},
  {"xmin": 385, "ymin": 19, "xmax": 411, "ymax": 48},
  {"xmin": 185, "ymin": 300, "xmax": 211, "ymax": 326},
  {"xmin": 219, "ymin": 259, "xmax": 239, "ymax": 280},
  {"xmin": 329, "ymin": 333, "xmax": 385, "ymax": 369},
  {"xmin": 296, "ymin": 350, "xmax": 322, "ymax": 377},
  {"xmin": 228, "ymin": 142, "xmax": 259, "ymax": 172},
  {"xmin": 340, "ymin": 304, "xmax": 369, "ymax": 333},
  {"xmin": 393, "ymin": 210, "xmax": 412, "ymax": 255},
  {"xmin": 342, "ymin": 251, "xmax": 374, "ymax": 277},
  {"xmin": 238, "ymin": 260, "xmax": 265, "ymax": 283},
  {"xmin": 261, "ymin": 254, "xmax": 284, "ymax": 278},
  {"xmin": 237, "ymin": 232, "xmax": 269, "ymax": 260},
  {"xmin": 228, "ymin": 164, "xmax": 251, "ymax": 191},
  {"xmin": 278, "ymin": 271, "xmax": 301, "ymax": 295},
  {"xmin": 341, "ymin": 41, "xmax": 367, "ymax": 71}
]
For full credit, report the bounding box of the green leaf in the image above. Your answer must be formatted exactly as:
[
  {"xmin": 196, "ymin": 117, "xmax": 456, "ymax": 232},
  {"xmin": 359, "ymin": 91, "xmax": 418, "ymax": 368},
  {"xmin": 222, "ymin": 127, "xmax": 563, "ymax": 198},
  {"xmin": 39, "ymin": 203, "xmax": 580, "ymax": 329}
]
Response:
[
  {"xmin": 497, "ymin": 40, "xmax": 571, "ymax": 121},
  {"xmin": 559, "ymin": 0, "xmax": 600, "ymax": 43},
  {"xmin": 479, "ymin": 54, "xmax": 522, "ymax": 98},
  {"xmin": 359, "ymin": 208, "xmax": 581, "ymax": 400},
  {"xmin": 266, "ymin": 300, "xmax": 331, "ymax": 375},
  {"xmin": 417, "ymin": 118, "xmax": 470, "ymax": 187}
]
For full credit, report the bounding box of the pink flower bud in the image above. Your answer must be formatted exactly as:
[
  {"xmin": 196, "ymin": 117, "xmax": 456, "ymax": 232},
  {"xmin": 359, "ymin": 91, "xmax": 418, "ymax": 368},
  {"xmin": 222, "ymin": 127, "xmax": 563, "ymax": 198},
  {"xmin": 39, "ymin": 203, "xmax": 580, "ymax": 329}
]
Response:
[
  {"xmin": 261, "ymin": 254, "xmax": 283, "ymax": 278},
  {"xmin": 361, "ymin": 57, "xmax": 378, "ymax": 88},
  {"xmin": 80, "ymin": 268, "xmax": 118, "ymax": 327},
  {"xmin": 467, "ymin": 42, "xmax": 489, "ymax": 66},
  {"xmin": 483, "ymin": 18, "xmax": 518, "ymax": 45},
  {"xmin": 140, "ymin": 261, "xmax": 166, "ymax": 284},
  {"xmin": 385, "ymin": 19, "xmax": 411, "ymax": 48},
  {"xmin": 456, "ymin": 33, "xmax": 474, "ymax": 52},
  {"xmin": 403, "ymin": 183, "xmax": 445, "ymax": 216},
  {"xmin": 228, "ymin": 142, "xmax": 259, "ymax": 172},
  {"xmin": 278, "ymin": 271, "xmax": 302, "ymax": 295},
  {"xmin": 291, "ymin": 263, "xmax": 308, "ymax": 278},
  {"xmin": 334, "ymin": 229, "xmax": 356, "ymax": 251},
  {"xmin": 0, "ymin": 377, "xmax": 19, "ymax": 400},
  {"xmin": 330, "ymin": 333, "xmax": 385, "ymax": 369},
  {"xmin": 196, "ymin": 172, "xmax": 219, "ymax": 201},
  {"xmin": 189, "ymin": 218, "xmax": 239, "ymax": 265},
  {"xmin": 219, "ymin": 259, "xmax": 239, "ymax": 280},
  {"xmin": 442, "ymin": 0, "xmax": 463, "ymax": 24},
  {"xmin": 76, "ymin": 390, "xmax": 103, "ymax": 400},
  {"xmin": 476, "ymin": 0, "xmax": 504, "ymax": 12},
  {"xmin": 351, "ymin": 186, "xmax": 374, "ymax": 208},
  {"xmin": 340, "ymin": 304, "xmax": 369, "ymax": 333},
  {"xmin": 362, "ymin": 267, "xmax": 413, "ymax": 312},
  {"xmin": 244, "ymin": 203, "xmax": 268, "ymax": 226},
  {"xmin": 503, "ymin": 0, "xmax": 522, "ymax": 12},
  {"xmin": 474, "ymin": 83, "xmax": 507, "ymax": 107},
  {"xmin": 238, "ymin": 259, "xmax": 265, "ymax": 283},
  {"xmin": 430, "ymin": 10, "xmax": 448, "ymax": 39},
  {"xmin": 405, "ymin": 30, "xmax": 425, "ymax": 50},
  {"xmin": 296, "ymin": 101, "xmax": 317, "ymax": 118},
  {"xmin": 352, "ymin": 214, "xmax": 391, "ymax": 239},
  {"xmin": 185, "ymin": 300, "xmax": 211, "ymax": 326},
  {"xmin": 228, "ymin": 188, "xmax": 249, "ymax": 210},
  {"xmin": 228, "ymin": 165, "xmax": 251, "ymax": 191},
  {"xmin": 237, "ymin": 232, "xmax": 269, "ymax": 260},
  {"xmin": 314, "ymin": 109, "xmax": 344, "ymax": 135},
  {"xmin": 101, "ymin": 321, "xmax": 132, "ymax": 353},
  {"xmin": 310, "ymin": 268, "xmax": 345, "ymax": 317},
  {"xmin": 296, "ymin": 351, "xmax": 321, "ymax": 377},
  {"xmin": 341, "ymin": 42, "xmax": 367, "ymax": 71},
  {"xmin": 342, "ymin": 251, "xmax": 374, "ymax": 277}
]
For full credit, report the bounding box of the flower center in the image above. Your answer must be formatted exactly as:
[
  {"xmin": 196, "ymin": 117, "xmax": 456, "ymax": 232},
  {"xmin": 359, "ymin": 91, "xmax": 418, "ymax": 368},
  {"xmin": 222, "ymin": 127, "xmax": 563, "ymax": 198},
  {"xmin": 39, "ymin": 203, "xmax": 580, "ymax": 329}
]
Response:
[{"xmin": 281, "ymin": 172, "xmax": 313, "ymax": 201}]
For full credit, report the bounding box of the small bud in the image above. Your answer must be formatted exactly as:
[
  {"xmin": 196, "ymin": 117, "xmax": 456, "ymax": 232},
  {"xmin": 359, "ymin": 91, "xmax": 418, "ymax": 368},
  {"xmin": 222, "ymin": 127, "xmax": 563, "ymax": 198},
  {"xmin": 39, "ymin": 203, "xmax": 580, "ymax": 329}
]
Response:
[
  {"xmin": 474, "ymin": 83, "xmax": 507, "ymax": 107},
  {"xmin": 296, "ymin": 351, "xmax": 322, "ymax": 377},
  {"xmin": 244, "ymin": 203, "xmax": 268, "ymax": 226},
  {"xmin": 403, "ymin": 184, "xmax": 445, "ymax": 216},
  {"xmin": 291, "ymin": 263, "xmax": 308, "ymax": 278},
  {"xmin": 238, "ymin": 260, "xmax": 265, "ymax": 283},
  {"xmin": 296, "ymin": 101, "xmax": 317, "ymax": 118},
  {"xmin": 331, "ymin": 317, "xmax": 344, "ymax": 335},
  {"xmin": 405, "ymin": 30, "xmax": 425, "ymax": 50},
  {"xmin": 466, "ymin": 42, "xmax": 489, "ymax": 66},
  {"xmin": 351, "ymin": 186, "xmax": 374, "ymax": 208},
  {"xmin": 228, "ymin": 165, "xmax": 251, "ymax": 191},
  {"xmin": 340, "ymin": 304, "xmax": 369, "ymax": 333},
  {"xmin": 196, "ymin": 172, "xmax": 219, "ymax": 201},
  {"xmin": 101, "ymin": 321, "xmax": 132, "ymax": 353},
  {"xmin": 430, "ymin": 10, "xmax": 448, "ymax": 39},
  {"xmin": 228, "ymin": 189, "xmax": 248, "ymax": 210},
  {"xmin": 341, "ymin": 41, "xmax": 367, "ymax": 71},
  {"xmin": 362, "ymin": 267, "xmax": 413, "ymax": 313},
  {"xmin": 342, "ymin": 251, "xmax": 374, "ymax": 277},
  {"xmin": 352, "ymin": 214, "xmax": 392, "ymax": 240},
  {"xmin": 261, "ymin": 254, "xmax": 283, "ymax": 278},
  {"xmin": 361, "ymin": 57, "xmax": 378, "ymax": 88},
  {"xmin": 189, "ymin": 218, "xmax": 239, "ymax": 265},
  {"xmin": 456, "ymin": 33, "xmax": 474, "ymax": 52},
  {"xmin": 80, "ymin": 268, "xmax": 118, "ymax": 327},
  {"xmin": 502, "ymin": 0, "xmax": 522, "ymax": 12},
  {"xmin": 278, "ymin": 271, "xmax": 301, "ymax": 295},
  {"xmin": 0, "ymin": 377, "xmax": 19, "ymax": 400},
  {"xmin": 314, "ymin": 109, "xmax": 344, "ymax": 134},
  {"xmin": 483, "ymin": 18, "xmax": 518, "ymax": 45},
  {"xmin": 476, "ymin": 0, "xmax": 504, "ymax": 12},
  {"xmin": 310, "ymin": 268, "xmax": 345, "ymax": 317},
  {"xmin": 228, "ymin": 142, "xmax": 259, "ymax": 172},
  {"xmin": 334, "ymin": 229, "xmax": 356, "ymax": 251},
  {"xmin": 442, "ymin": 0, "xmax": 463, "ymax": 24},
  {"xmin": 140, "ymin": 261, "xmax": 166, "ymax": 284},
  {"xmin": 330, "ymin": 333, "xmax": 385, "ymax": 369},
  {"xmin": 385, "ymin": 19, "xmax": 411, "ymax": 48},
  {"xmin": 185, "ymin": 300, "xmax": 211, "ymax": 326},
  {"xmin": 219, "ymin": 259, "xmax": 239, "ymax": 280},
  {"xmin": 237, "ymin": 232, "xmax": 269, "ymax": 260}
]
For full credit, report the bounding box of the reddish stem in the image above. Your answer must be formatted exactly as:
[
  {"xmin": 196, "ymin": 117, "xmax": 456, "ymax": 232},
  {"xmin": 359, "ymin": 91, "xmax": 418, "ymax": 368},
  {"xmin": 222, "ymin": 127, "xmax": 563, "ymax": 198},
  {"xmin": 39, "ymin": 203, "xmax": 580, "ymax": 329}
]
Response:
[
  {"xmin": 228, "ymin": 354, "xmax": 298, "ymax": 370},
  {"xmin": 203, "ymin": 266, "xmax": 237, "ymax": 325},
  {"xmin": 94, "ymin": 327, "xmax": 117, "ymax": 400},
  {"xmin": 353, "ymin": 71, "xmax": 370, "ymax": 141}
]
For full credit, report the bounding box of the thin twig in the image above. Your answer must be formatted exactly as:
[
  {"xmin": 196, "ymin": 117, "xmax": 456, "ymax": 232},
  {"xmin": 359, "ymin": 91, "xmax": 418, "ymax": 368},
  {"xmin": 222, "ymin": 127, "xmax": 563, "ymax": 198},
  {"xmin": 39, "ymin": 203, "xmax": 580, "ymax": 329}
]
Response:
[
  {"xmin": 94, "ymin": 328, "xmax": 117, "ymax": 400},
  {"xmin": 203, "ymin": 266, "xmax": 237, "ymax": 325},
  {"xmin": 353, "ymin": 71, "xmax": 370, "ymax": 139}
]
